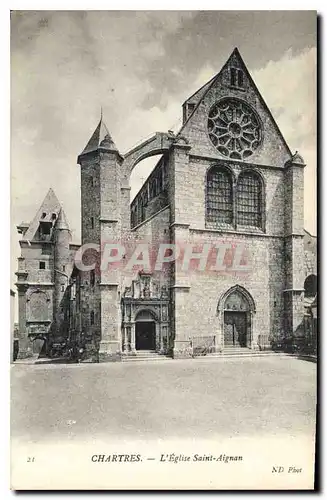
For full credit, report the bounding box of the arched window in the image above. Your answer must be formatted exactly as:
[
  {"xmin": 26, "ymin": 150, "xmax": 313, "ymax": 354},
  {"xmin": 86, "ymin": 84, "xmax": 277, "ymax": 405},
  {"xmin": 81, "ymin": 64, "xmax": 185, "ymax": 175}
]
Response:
[
  {"xmin": 157, "ymin": 169, "xmax": 163, "ymax": 192},
  {"xmin": 206, "ymin": 167, "xmax": 233, "ymax": 225},
  {"xmin": 90, "ymin": 310, "xmax": 95, "ymax": 325},
  {"xmin": 141, "ymin": 194, "xmax": 146, "ymax": 220},
  {"xmin": 137, "ymin": 198, "xmax": 144, "ymax": 223},
  {"xmin": 131, "ymin": 206, "xmax": 137, "ymax": 227},
  {"xmin": 237, "ymin": 171, "xmax": 263, "ymax": 228},
  {"xmin": 304, "ymin": 274, "xmax": 317, "ymax": 298}
]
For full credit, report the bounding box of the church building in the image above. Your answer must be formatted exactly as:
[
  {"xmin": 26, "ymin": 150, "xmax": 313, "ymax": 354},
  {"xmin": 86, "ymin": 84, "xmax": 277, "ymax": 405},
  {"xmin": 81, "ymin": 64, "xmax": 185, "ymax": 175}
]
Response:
[{"xmin": 16, "ymin": 48, "xmax": 310, "ymax": 361}]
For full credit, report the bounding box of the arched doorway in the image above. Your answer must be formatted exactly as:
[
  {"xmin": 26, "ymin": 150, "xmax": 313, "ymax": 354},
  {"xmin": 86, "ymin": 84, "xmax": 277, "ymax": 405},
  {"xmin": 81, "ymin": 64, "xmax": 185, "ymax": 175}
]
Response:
[
  {"xmin": 135, "ymin": 310, "xmax": 157, "ymax": 351},
  {"xmin": 304, "ymin": 274, "xmax": 317, "ymax": 298},
  {"xmin": 219, "ymin": 286, "xmax": 255, "ymax": 348}
]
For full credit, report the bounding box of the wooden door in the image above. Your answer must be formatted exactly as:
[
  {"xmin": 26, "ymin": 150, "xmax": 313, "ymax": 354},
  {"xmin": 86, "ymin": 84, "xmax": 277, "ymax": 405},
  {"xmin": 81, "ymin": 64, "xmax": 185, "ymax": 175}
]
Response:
[{"xmin": 224, "ymin": 312, "xmax": 247, "ymax": 347}]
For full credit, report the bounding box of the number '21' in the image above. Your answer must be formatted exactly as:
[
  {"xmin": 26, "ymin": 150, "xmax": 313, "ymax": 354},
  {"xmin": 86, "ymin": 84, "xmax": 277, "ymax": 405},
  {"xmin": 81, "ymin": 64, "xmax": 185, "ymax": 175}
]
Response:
[{"xmin": 27, "ymin": 457, "xmax": 35, "ymax": 462}]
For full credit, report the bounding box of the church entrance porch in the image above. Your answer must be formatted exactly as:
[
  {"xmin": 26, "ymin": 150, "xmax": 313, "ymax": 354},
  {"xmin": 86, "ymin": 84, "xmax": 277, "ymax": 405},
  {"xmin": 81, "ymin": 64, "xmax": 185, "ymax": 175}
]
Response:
[
  {"xmin": 217, "ymin": 285, "xmax": 256, "ymax": 350},
  {"xmin": 135, "ymin": 319, "xmax": 156, "ymax": 351},
  {"xmin": 121, "ymin": 271, "xmax": 170, "ymax": 356}
]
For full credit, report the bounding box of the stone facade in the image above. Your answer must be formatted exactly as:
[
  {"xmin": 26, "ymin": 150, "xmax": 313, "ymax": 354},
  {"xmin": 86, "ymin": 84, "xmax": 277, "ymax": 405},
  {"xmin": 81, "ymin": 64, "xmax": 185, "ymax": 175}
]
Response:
[
  {"xmin": 15, "ymin": 189, "xmax": 79, "ymax": 358},
  {"xmin": 16, "ymin": 48, "xmax": 313, "ymax": 361}
]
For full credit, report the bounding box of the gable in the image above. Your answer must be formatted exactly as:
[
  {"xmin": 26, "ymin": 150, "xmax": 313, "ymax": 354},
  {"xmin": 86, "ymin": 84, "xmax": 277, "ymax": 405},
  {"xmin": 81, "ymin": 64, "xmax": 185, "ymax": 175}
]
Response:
[{"xmin": 179, "ymin": 49, "xmax": 292, "ymax": 167}]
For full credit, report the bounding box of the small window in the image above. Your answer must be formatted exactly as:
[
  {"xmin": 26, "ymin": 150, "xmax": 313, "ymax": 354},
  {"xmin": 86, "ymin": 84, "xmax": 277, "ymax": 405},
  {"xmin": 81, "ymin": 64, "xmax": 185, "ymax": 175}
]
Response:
[
  {"xmin": 187, "ymin": 103, "xmax": 195, "ymax": 118},
  {"xmin": 90, "ymin": 310, "xmax": 95, "ymax": 325},
  {"xmin": 61, "ymin": 284, "xmax": 65, "ymax": 292},
  {"xmin": 90, "ymin": 269, "xmax": 95, "ymax": 287},
  {"xmin": 62, "ymin": 265, "xmax": 65, "ymax": 272},
  {"xmin": 230, "ymin": 67, "xmax": 237, "ymax": 86},
  {"xmin": 52, "ymin": 213, "xmax": 57, "ymax": 220},
  {"xmin": 91, "ymin": 176, "xmax": 94, "ymax": 187},
  {"xmin": 41, "ymin": 212, "xmax": 46, "ymax": 219},
  {"xmin": 238, "ymin": 69, "xmax": 244, "ymax": 87},
  {"xmin": 91, "ymin": 217, "xmax": 94, "ymax": 229},
  {"xmin": 39, "ymin": 261, "xmax": 46, "ymax": 270},
  {"xmin": 230, "ymin": 67, "xmax": 244, "ymax": 88}
]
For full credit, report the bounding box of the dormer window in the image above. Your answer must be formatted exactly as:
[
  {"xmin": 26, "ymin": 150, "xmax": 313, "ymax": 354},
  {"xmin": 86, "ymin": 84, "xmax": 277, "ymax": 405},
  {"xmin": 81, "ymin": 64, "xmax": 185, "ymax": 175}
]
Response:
[
  {"xmin": 187, "ymin": 103, "xmax": 195, "ymax": 117},
  {"xmin": 230, "ymin": 67, "xmax": 244, "ymax": 89},
  {"xmin": 52, "ymin": 213, "xmax": 57, "ymax": 220},
  {"xmin": 39, "ymin": 221, "xmax": 52, "ymax": 236}
]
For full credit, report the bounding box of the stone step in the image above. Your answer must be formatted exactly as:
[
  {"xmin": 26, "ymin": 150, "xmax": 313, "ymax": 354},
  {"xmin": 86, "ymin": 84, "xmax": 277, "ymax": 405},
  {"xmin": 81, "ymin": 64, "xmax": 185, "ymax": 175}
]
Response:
[
  {"xmin": 204, "ymin": 351, "xmax": 281, "ymax": 359},
  {"xmin": 223, "ymin": 348, "xmax": 250, "ymax": 351},
  {"xmin": 134, "ymin": 350, "xmax": 160, "ymax": 356},
  {"xmin": 122, "ymin": 350, "xmax": 169, "ymax": 362},
  {"xmin": 122, "ymin": 355, "xmax": 170, "ymax": 363}
]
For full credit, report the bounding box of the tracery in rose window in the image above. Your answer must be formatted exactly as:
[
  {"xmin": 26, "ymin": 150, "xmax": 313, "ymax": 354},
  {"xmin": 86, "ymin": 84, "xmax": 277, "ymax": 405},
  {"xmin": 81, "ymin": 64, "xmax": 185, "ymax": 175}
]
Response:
[{"xmin": 207, "ymin": 98, "xmax": 262, "ymax": 160}]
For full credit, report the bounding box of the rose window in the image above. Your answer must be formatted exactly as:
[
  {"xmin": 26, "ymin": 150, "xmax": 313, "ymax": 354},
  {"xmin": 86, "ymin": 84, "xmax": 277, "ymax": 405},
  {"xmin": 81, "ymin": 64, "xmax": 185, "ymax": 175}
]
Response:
[{"xmin": 207, "ymin": 98, "xmax": 262, "ymax": 159}]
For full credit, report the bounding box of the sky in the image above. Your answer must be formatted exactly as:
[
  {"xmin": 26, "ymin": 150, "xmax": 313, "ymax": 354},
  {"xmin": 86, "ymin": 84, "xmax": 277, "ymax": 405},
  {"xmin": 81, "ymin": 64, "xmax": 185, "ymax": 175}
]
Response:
[{"xmin": 10, "ymin": 10, "xmax": 317, "ymax": 290}]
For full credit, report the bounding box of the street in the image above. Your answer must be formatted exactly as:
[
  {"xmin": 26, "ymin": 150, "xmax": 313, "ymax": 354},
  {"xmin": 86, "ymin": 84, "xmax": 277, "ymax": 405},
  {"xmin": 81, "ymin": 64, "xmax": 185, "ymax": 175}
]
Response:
[{"xmin": 11, "ymin": 356, "xmax": 316, "ymax": 444}]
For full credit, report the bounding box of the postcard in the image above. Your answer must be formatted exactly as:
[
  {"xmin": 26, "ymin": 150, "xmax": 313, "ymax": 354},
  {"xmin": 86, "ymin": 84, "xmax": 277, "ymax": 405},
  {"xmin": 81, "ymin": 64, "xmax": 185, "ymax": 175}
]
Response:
[{"xmin": 10, "ymin": 10, "xmax": 317, "ymax": 490}]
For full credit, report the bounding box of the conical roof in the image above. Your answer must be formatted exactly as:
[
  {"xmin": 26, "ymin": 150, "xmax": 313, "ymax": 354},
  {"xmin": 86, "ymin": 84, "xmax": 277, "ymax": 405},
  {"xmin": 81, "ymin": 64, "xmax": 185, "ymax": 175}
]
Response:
[
  {"xmin": 80, "ymin": 117, "xmax": 118, "ymax": 156},
  {"xmin": 56, "ymin": 208, "xmax": 70, "ymax": 231}
]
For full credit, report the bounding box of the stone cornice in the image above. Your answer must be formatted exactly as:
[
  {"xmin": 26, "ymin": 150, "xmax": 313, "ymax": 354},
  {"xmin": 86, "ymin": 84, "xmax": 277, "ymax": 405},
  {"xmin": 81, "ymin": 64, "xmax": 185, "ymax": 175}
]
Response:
[
  {"xmin": 99, "ymin": 282, "xmax": 119, "ymax": 287},
  {"xmin": 189, "ymin": 154, "xmax": 287, "ymax": 171},
  {"xmin": 170, "ymin": 222, "xmax": 190, "ymax": 229},
  {"xmin": 189, "ymin": 227, "xmax": 284, "ymax": 239},
  {"xmin": 24, "ymin": 282, "xmax": 54, "ymax": 287},
  {"xmin": 131, "ymin": 205, "xmax": 170, "ymax": 231},
  {"xmin": 284, "ymin": 233, "xmax": 305, "ymax": 238},
  {"xmin": 169, "ymin": 285, "xmax": 191, "ymax": 290},
  {"xmin": 99, "ymin": 217, "xmax": 119, "ymax": 223}
]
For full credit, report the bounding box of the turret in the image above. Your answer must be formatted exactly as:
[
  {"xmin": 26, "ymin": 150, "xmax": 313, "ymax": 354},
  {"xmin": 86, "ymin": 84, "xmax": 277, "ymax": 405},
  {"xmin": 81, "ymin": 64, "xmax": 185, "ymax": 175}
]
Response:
[{"xmin": 53, "ymin": 208, "xmax": 72, "ymax": 336}]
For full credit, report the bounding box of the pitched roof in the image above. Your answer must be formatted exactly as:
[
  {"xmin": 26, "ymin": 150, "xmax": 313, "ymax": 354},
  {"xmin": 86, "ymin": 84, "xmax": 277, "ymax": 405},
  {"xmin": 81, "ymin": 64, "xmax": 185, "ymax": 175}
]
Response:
[
  {"xmin": 80, "ymin": 117, "xmax": 118, "ymax": 156},
  {"xmin": 178, "ymin": 47, "xmax": 292, "ymax": 157}
]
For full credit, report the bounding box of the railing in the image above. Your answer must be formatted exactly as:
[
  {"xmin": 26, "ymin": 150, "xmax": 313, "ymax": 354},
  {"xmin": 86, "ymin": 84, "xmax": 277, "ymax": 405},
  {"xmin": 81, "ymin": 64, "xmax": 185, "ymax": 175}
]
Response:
[{"xmin": 191, "ymin": 336, "xmax": 216, "ymax": 357}]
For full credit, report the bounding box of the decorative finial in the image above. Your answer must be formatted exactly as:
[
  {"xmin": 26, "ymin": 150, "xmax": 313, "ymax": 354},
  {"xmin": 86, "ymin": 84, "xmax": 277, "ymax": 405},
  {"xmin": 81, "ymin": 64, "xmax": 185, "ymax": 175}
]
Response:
[{"xmin": 100, "ymin": 106, "xmax": 103, "ymax": 121}]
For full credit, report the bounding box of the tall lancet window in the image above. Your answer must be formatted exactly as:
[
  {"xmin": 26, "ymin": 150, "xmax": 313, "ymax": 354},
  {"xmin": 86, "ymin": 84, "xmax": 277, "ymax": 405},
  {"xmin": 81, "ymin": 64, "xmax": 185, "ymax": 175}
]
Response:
[
  {"xmin": 237, "ymin": 171, "xmax": 263, "ymax": 228},
  {"xmin": 206, "ymin": 166, "xmax": 233, "ymax": 225}
]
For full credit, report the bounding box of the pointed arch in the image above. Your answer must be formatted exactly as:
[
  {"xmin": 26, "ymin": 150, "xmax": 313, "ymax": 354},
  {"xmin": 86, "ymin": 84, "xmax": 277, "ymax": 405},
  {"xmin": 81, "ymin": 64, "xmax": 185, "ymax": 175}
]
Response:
[
  {"xmin": 237, "ymin": 169, "xmax": 265, "ymax": 229},
  {"xmin": 217, "ymin": 285, "xmax": 256, "ymax": 313},
  {"xmin": 206, "ymin": 164, "xmax": 234, "ymax": 226}
]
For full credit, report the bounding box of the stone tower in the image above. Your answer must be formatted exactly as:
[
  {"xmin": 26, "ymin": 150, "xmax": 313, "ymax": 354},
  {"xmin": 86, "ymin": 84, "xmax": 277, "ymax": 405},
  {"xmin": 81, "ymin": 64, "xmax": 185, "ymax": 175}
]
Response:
[{"xmin": 77, "ymin": 116, "xmax": 124, "ymax": 360}]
